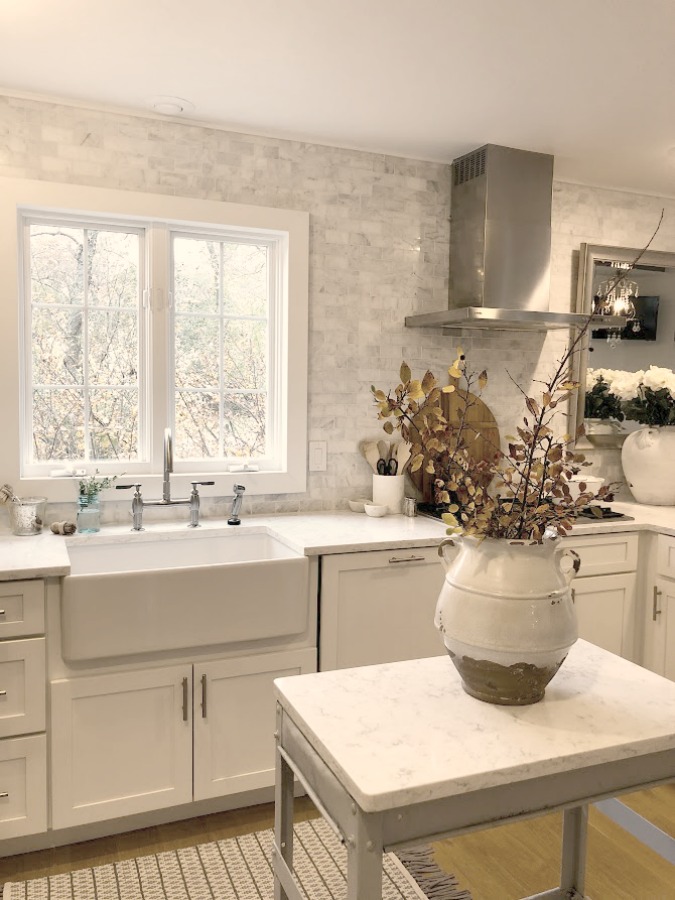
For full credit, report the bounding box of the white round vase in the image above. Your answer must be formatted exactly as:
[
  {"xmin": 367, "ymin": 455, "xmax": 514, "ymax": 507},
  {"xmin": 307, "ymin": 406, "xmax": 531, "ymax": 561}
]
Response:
[
  {"xmin": 434, "ymin": 535, "xmax": 580, "ymax": 705},
  {"xmin": 621, "ymin": 426, "xmax": 675, "ymax": 505}
]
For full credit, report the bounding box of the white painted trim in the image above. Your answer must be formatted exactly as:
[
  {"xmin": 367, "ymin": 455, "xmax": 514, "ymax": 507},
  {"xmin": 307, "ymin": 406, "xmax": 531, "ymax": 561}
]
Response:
[{"xmin": 0, "ymin": 177, "xmax": 309, "ymax": 500}]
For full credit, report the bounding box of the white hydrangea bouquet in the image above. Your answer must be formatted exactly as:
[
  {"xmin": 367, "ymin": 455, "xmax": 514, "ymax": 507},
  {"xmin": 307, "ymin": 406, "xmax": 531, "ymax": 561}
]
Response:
[{"xmin": 587, "ymin": 366, "xmax": 675, "ymax": 427}]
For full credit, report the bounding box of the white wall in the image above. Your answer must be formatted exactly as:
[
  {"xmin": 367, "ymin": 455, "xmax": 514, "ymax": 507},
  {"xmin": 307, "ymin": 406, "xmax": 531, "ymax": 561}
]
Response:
[{"xmin": 1, "ymin": 95, "xmax": 674, "ymax": 519}]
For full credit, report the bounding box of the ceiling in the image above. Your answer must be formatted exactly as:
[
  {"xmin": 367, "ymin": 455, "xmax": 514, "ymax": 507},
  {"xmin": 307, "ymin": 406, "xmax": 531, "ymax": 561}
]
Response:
[{"xmin": 2, "ymin": 0, "xmax": 674, "ymax": 197}]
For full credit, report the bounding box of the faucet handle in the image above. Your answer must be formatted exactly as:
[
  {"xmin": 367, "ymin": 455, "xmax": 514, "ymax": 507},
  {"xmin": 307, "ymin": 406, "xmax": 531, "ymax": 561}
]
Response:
[
  {"xmin": 191, "ymin": 481, "xmax": 215, "ymax": 488},
  {"xmin": 233, "ymin": 483, "xmax": 246, "ymax": 494},
  {"xmin": 116, "ymin": 483, "xmax": 142, "ymax": 492}
]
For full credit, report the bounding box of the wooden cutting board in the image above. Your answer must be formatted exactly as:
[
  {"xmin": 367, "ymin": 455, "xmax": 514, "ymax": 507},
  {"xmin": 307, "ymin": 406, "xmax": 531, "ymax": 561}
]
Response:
[{"xmin": 409, "ymin": 389, "xmax": 501, "ymax": 502}]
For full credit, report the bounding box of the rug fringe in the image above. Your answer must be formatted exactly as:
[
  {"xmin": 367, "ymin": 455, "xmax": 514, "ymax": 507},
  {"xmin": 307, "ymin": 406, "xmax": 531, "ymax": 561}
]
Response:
[{"xmin": 396, "ymin": 846, "xmax": 473, "ymax": 900}]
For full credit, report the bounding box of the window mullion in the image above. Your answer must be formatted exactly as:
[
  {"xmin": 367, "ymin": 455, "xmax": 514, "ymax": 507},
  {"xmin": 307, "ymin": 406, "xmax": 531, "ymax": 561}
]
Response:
[
  {"xmin": 82, "ymin": 228, "xmax": 90, "ymax": 461},
  {"xmin": 219, "ymin": 241, "xmax": 224, "ymax": 458},
  {"xmin": 149, "ymin": 225, "xmax": 170, "ymax": 474}
]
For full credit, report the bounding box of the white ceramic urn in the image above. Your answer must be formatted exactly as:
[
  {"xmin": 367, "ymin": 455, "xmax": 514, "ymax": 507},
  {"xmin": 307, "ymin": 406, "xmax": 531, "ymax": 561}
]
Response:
[
  {"xmin": 621, "ymin": 426, "xmax": 675, "ymax": 505},
  {"xmin": 435, "ymin": 534, "xmax": 580, "ymax": 705}
]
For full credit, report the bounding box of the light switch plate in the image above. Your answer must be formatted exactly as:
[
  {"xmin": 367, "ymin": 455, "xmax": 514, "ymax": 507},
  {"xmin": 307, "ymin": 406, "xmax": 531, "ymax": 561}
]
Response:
[{"xmin": 308, "ymin": 441, "xmax": 327, "ymax": 472}]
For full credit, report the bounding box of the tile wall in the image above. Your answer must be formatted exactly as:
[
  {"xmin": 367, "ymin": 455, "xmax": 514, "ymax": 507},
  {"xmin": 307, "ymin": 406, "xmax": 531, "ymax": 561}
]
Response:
[{"xmin": 1, "ymin": 95, "xmax": 674, "ymax": 519}]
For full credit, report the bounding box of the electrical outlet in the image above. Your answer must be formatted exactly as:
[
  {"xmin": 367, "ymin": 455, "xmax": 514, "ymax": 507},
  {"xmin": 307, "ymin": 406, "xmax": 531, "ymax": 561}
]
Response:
[{"xmin": 308, "ymin": 441, "xmax": 327, "ymax": 472}]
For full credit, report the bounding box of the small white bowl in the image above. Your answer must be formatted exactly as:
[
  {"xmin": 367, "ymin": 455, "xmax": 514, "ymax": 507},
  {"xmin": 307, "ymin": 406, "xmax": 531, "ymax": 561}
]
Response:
[
  {"xmin": 348, "ymin": 498, "xmax": 370, "ymax": 513},
  {"xmin": 364, "ymin": 502, "xmax": 388, "ymax": 518}
]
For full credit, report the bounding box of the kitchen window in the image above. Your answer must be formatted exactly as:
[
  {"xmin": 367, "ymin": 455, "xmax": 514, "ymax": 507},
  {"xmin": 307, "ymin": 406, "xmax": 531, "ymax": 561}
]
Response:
[{"xmin": 1, "ymin": 180, "xmax": 309, "ymax": 499}]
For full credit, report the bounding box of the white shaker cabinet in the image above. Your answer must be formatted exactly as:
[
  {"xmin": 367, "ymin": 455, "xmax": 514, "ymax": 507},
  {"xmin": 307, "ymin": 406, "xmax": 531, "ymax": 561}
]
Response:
[
  {"xmin": 320, "ymin": 547, "xmax": 446, "ymax": 670},
  {"xmin": 51, "ymin": 664, "xmax": 193, "ymax": 828},
  {"xmin": 563, "ymin": 533, "xmax": 639, "ymax": 660},
  {"xmin": 0, "ymin": 580, "xmax": 47, "ymax": 839},
  {"xmin": 193, "ymin": 649, "xmax": 315, "ymax": 801},
  {"xmin": 51, "ymin": 648, "xmax": 316, "ymax": 827}
]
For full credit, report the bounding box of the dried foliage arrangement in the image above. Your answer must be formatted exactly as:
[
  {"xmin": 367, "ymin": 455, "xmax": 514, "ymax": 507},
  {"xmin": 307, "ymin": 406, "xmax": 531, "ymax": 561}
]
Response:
[{"xmin": 372, "ymin": 345, "xmax": 614, "ymax": 543}]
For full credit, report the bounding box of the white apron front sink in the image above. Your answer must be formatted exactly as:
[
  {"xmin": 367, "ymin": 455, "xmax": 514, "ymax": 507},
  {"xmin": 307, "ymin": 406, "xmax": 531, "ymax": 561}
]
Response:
[{"xmin": 62, "ymin": 531, "xmax": 310, "ymax": 662}]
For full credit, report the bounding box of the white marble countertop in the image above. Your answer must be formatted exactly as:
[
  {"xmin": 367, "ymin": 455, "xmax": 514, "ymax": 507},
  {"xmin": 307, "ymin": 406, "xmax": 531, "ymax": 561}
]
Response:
[
  {"xmin": 274, "ymin": 639, "xmax": 675, "ymax": 813},
  {"xmin": 2, "ymin": 500, "xmax": 675, "ymax": 581},
  {"xmin": 0, "ymin": 511, "xmax": 448, "ymax": 581}
]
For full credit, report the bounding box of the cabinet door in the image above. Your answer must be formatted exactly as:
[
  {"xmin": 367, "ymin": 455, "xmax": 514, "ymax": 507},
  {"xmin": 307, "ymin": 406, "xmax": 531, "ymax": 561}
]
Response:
[
  {"xmin": 51, "ymin": 664, "xmax": 193, "ymax": 828},
  {"xmin": 573, "ymin": 573, "xmax": 637, "ymax": 659},
  {"xmin": 644, "ymin": 577, "xmax": 675, "ymax": 680},
  {"xmin": 320, "ymin": 548, "xmax": 445, "ymax": 670},
  {"xmin": 0, "ymin": 734, "xmax": 47, "ymax": 839},
  {"xmin": 0, "ymin": 637, "xmax": 45, "ymax": 738},
  {"xmin": 193, "ymin": 648, "xmax": 316, "ymax": 801}
]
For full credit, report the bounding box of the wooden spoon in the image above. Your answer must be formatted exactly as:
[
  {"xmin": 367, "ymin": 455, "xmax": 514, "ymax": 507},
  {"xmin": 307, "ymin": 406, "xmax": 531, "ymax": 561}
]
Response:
[{"xmin": 361, "ymin": 441, "xmax": 381, "ymax": 473}]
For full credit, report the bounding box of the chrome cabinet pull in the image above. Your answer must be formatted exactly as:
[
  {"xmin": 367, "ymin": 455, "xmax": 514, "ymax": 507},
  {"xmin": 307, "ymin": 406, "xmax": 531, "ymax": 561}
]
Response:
[
  {"xmin": 201, "ymin": 674, "xmax": 207, "ymax": 719},
  {"xmin": 388, "ymin": 555, "xmax": 426, "ymax": 565},
  {"xmin": 0, "ymin": 610, "xmax": 5, "ymax": 616},
  {"xmin": 0, "ymin": 792, "xmax": 8, "ymax": 799},
  {"xmin": 181, "ymin": 677, "xmax": 188, "ymax": 722},
  {"xmin": 653, "ymin": 586, "xmax": 663, "ymax": 621}
]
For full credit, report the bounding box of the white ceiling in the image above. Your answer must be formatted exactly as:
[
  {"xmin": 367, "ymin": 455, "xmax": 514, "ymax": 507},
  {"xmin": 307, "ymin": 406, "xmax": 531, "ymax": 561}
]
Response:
[{"xmin": 2, "ymin": 0, "xmax": 674, "ymax": 197}]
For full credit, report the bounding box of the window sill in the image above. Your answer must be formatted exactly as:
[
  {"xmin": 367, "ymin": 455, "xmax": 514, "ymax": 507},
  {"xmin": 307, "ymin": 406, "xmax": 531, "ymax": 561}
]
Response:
[{"xmin": 19, "ymin": 469, "xmax": 307, "ymax": 503}]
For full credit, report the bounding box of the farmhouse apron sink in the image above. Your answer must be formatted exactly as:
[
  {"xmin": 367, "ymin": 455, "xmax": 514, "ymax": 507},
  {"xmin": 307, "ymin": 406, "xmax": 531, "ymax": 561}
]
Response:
[{"xmin": 62, "ymin": 531, "xmax": 309, "ymax": 662}]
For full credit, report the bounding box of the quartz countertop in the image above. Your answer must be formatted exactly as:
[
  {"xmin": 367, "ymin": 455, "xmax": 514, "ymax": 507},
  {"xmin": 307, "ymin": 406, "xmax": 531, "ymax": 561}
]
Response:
[
  {"xmin": 2, "ymin": 500, "xmax": 675, "ymax": 581},
  {"xmin": 274, "ymin": 639, "xmax": 675, "ymax": 813}
]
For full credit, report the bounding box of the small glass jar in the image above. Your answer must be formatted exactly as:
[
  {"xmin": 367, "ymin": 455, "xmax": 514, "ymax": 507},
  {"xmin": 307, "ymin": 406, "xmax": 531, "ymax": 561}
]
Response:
[
  {"xmin": 9, "ymin": 497, "xmax": 47, "ymax": 536},
  {"xmin": 77, "ymin": 493, "xmax": 101, "ymax": 534}
]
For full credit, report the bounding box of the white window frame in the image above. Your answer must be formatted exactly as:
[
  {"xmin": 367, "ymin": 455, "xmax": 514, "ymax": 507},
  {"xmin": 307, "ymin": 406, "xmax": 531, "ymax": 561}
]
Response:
[{"xmin": 0, "ymin": 178, "xmax": 309, "ymax": 502}]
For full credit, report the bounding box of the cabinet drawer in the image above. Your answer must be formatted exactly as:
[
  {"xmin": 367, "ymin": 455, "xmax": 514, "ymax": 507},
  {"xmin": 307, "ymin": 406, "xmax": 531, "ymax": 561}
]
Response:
[
  {"xmin": 565, "ymin": 533, "xmax": 638, "ymax": 577},
  {"xmin": 0, "ymin": 581, "xmax": 44, "ymax": 639},
  {"xmin": 0, "ymin": 734, "xmax": 47, "ymax": 838},
  {"xmin": 0, "ymin": 638, "xmax": 46, "ymax": 738},
  {"xmin": 657, "ymin": 534, "xmax": 675, "ymax": 579}
]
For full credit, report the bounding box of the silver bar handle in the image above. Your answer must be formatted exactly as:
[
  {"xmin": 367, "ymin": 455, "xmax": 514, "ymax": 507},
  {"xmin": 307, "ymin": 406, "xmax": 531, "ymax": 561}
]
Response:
[
  {"xmin": 201, "ymin": 674, "xmax": 207, "ymax": 718},
  {"xmin": 388, "ymin": 555, "xmax": 426, "ymax": 564},
  {"xmin": 181, "ymin": 676, "xmax": 188, "ymax": 722},
  {"xmin": 653, "ymin": 586, "xmax": 663, "ymax": 621},
  {"xmin": 0, "ymin": 691, "xmax": 7, "ymax": 697},
  {"xmin": 0, "ymin": 792, "xmax": 8, "ymax": 799},
  {"xmin": 0, "ymin": 610, "xmax": 5, "ymax": 616}
]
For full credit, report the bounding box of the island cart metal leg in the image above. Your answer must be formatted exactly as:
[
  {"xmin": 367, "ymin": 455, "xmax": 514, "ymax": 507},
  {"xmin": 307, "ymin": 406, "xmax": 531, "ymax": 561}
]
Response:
[
  {"xmin": 560, "ymin": 805, "xmax": 588, "ymax": 899},
  {"xmin": 523, "ymin": 804, "xmax": 588, "ymax": 900},
  {"xmin": 274, "ymin": 704, "xmax": 296, "ymax": 900},
  {"xmin": 345, "ymin": 807, "xmax": 384, "ymax": 900}
]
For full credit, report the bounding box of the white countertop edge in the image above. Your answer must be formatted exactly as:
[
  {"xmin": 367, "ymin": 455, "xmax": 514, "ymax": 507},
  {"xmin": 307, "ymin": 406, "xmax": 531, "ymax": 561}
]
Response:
[{"xmin": 2, "ymin": 501, "xmax": 675, "ymax": 580}]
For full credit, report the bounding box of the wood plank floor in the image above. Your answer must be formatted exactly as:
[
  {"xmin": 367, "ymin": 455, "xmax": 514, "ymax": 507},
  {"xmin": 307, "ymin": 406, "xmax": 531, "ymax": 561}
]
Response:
[{"xmin": 0, "ymin": 789, "xmax": 673, "ymax": 898}]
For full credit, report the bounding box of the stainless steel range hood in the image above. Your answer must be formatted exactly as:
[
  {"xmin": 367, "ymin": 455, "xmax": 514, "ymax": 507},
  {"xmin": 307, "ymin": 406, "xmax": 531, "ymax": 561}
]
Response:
[{"xmin": 405, "ymin": 144, "xmax": 621, "ymax": 332}]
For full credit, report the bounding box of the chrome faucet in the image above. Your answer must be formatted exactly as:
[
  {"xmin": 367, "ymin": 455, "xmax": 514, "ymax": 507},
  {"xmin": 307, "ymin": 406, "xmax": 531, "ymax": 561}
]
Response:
[
  {"xmin": 228, "ymin": 484, "xmax": 246, "ymax": 525},
  {"xmin": 116, "ymin": 429, "xmax": 215, "ymax": 530},
  {"xmin": 162, "ymin": 426, "xmax": 173, "ymax": 502}
]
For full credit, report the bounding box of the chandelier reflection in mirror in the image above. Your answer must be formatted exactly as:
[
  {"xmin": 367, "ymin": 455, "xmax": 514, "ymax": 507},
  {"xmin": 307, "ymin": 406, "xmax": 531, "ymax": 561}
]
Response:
[{"xmin": 593, "ymin": 262, "xmax": 642, "ymax": 348}]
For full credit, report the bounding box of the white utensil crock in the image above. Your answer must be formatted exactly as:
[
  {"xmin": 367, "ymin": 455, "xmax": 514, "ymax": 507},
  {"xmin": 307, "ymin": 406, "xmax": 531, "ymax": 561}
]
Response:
[{"xmin": 372, "ymin": 474, "xmax": 405, "ymax": 514}]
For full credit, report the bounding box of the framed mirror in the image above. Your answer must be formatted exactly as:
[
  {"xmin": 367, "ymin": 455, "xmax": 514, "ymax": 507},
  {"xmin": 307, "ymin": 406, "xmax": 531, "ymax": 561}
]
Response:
[{"xmin": 573, "ymin": 243, "xmax": 675, "ymax": 447}]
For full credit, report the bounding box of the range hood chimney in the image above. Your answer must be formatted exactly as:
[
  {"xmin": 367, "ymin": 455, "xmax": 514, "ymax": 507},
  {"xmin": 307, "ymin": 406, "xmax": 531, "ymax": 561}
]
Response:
[{"xmin": 405, "ymin": 144, "xmax": 616, "ymax": 332}]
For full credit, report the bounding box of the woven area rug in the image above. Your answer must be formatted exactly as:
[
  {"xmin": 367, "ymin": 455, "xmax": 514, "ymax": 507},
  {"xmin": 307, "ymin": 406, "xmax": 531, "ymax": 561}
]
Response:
[{"xmin": 3, "ymin": 818, "xmax": 471, "ymax": 899}]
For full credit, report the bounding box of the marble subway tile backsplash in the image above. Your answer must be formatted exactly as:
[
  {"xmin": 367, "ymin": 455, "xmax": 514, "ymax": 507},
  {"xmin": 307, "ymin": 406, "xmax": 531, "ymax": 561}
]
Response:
[{"xmin": 1, "ymin": 96, "xmax": 674, "ymax": 520}]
